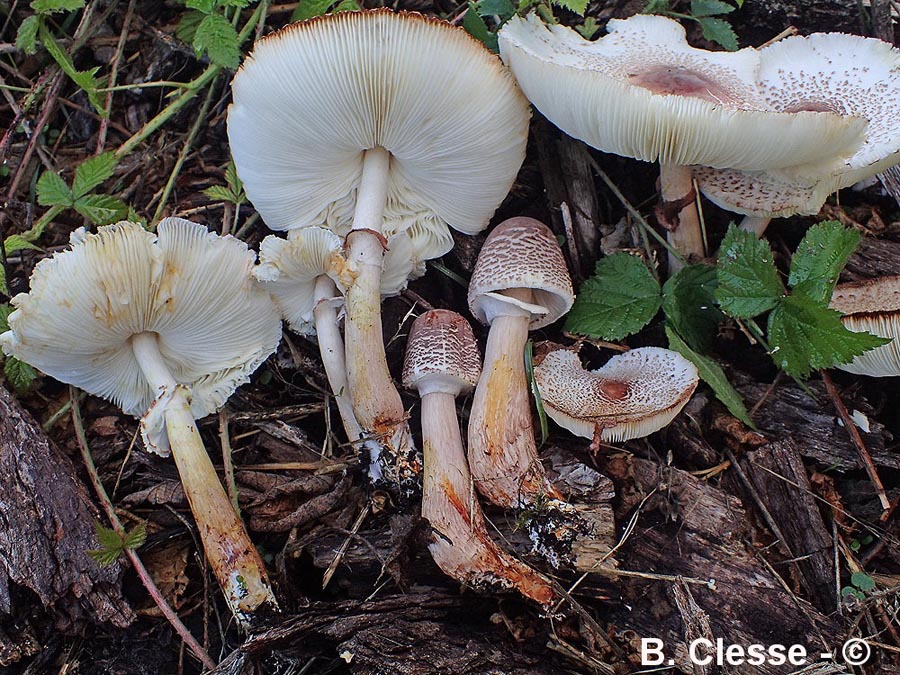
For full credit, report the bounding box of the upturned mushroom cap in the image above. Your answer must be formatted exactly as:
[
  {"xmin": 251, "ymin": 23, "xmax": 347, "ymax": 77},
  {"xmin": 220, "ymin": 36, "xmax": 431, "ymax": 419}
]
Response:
[
  {"xmin": 829, "ymin": 276, "xmax": 900, "ymax": 376},
  {"xmin": 403, "ymin": 309, "xmax": 481, "ymax": 397},
  {"xmin": 0, "ymin": 219, "xmax": 282, "ymax": 453},
  {"xmin": 534, "ymin": 347, "xmax": 699, "ymax": 442},
  {"xmin": 696, "ymin": 33, "xmax": 900, "ymax": 218},
  {"xmin": 467, "ymin": 217, "xmax": 574, "ymax": 329},
  {"xmin": 228, "ymin": 9, "xmax": 530, "ymax": 237},
  {"xmin": 497, "ymin": 13, "xmax": 866, "ymax": 171}
]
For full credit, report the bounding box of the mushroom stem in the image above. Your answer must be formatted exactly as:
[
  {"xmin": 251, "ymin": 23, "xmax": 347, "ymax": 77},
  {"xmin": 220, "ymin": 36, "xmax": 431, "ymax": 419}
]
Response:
[
  {"xmin": 660, "ymin": 163, "xmax": 704, "ymax": 272},
  {"xmin": 344, "ymin": 146, "xmax": 419, "ymax": 496},
  {"xmin": 739, "ymin": 214, "xmax": 773, "ymax": 237},
  {"xmin": 131, "ymin": 332, "xmax": 276, "ymax": 625},
  {"xmin": 421, "ymin": 391, "xmax": 556, "ymax": 607},
  {"xmin": 467, "ymin": 289, "xmax": 563, "ymax": 508}
]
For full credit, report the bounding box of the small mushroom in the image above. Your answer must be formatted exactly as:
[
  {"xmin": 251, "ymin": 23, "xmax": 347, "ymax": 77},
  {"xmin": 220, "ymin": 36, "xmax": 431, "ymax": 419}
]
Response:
[
  {"xmin": 534, "ymin": 347, "xmax": 699, "ymax": 441},
  {"xmin": 229, "ymin": 9, "xmax": 530, "ymax": 497},
  {"xmin": 0, "ymin": 219, "xmax": 281, "ymax": 626},
  {"xmin": 829, "ymin": 276, "xmax": 900, "ymax": 376},
  {"xmin": 497, "ymin": 13, "xmax": 866, "ymax": 268},
  {"xmin": 467, "ymin": 217, "xmax": 573, "ymax": 508},
  {"xmin": 694, "ymin": 32, "xmax": 900, "ymax": 237},
  {"xmin": 403, "ymin": 309, "xmax": 556, "ymax": 606}
]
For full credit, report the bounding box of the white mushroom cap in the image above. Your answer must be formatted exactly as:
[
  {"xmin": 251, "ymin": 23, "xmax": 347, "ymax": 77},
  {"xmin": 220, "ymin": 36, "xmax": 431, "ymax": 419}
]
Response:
[
  {"xmin": 695, "ymin": 33, "xmax": 900, "ymax": 218},
  {"xmin": 467, "ymin": 217, "xmax": 574, "ymax": 329},
  {"xmin": 228, "ymin": 9, "xmax": 530, "ymax": 236},
  {"xmin": 402, "ymin": 309, "xmax": 482, "ymax": 397},
  {"xmin": 534, "ymin": 347, "xmax": 699, "ymax": 442},
  {"xmin": 497, "ymin": 13, "xmax": 866, "ymax": 170},
  {"xmin": 829, "ymin": 276, "xmax": 900, "ymax": 376},
  {"xmin": 0, "ymin": 219, "xmax": 282, "ymax": 453}
]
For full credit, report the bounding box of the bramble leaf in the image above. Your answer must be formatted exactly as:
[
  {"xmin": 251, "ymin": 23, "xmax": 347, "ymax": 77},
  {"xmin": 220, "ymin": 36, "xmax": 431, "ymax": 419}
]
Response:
[
  {"xmin": 74, "ymin": 194, "xmax": 130, "ymax": 225},
  {"xmin": 123, "ymin": 522, "xmax": 148, "ymax": 550},
  {"xmin": 475, "ymin": 0, "xmax": 516, "ymax": 20},
  {"xmin": 73, "ymin": 152, "xmax": 118, "ymax": 198},
  {"xmin": 185, "ymin": 0, "xmax": 216, "ymax": 12},
  {"xmin": 696, "ymin": 16, "xmax": 738, "ymax": 50},
  {"xmin": 36, "ymin": 171, "xmax": 74, "ymax": 207},
  {"xmin": 176, "ymin": 10, "xmax": 207, "ymax": 44},
  {"xmin": 463, "ymin": 4, "xmax": 498, "ymax": 52},
  {"xmin": 667, "ymin": 326, "xmax": 754, "ymax": 428},
  {"xmin": 16, "ymin": 15, "xmax": 41, "ymax": 54},
  {"xmin": 4, "ymin": 357, "xmax": 37, "ymax": 392},
  {"xmin": 690, "ymin": 0, "xmax": 735, "ymax": 16},
  {"xmin": 552, "ymin": 0, "xmax": 588, "ymax": 16},
  {"xmin": 31, "ymin": 0, "xmax": 85, "ymax": 13},
  {"xmin": 291, "ymin": 0, "xmax": 334, "ymax": 21},
  {"xmin": 716, "ymin": 224, "xmax": 783, "ymax": 319},
  {"xmin": 767, "ymin": 294, "xmax": 890, "ymax": 377},
  {"xmin": 565, "ymin": 253, "xmax": 661, "ymax": 340},
  {"xmin": 4, "ymin": 235, "xmax": 41, "ymax": 255},
  {"xmin": 193, "ymin": 13, "xmax": 241, "ymax": 69},
  {"xmin": 663, "ymin": 263, "xmax": 723, "ymax": 352},
  {"xmin": 203, "ymin": 185, "xmax": 235, "ymax": 202},
  {"xmin": 788, "ymin": 220, "xmax": 860, "ymax": 304}
]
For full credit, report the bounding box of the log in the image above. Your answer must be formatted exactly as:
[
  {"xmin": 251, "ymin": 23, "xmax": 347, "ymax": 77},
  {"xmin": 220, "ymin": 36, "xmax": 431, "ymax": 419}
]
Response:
[{"xmin": 0, "ymin": 385, "xmax": 133, "ymax": 650}]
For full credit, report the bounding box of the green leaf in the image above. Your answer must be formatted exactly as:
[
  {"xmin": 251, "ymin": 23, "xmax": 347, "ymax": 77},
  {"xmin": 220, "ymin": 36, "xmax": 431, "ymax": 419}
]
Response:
[
  {"xmin": 575, "ymin": 16, "xmax": 600, "ymax": 38},
  {"xmin": 690, "ymin": 0, "xmax": 735, "ymax": 16},
  {"xmin": 74, "ymin": 194, "xmax": 130, "ymax": 225},
  {"xmin": 566, "ymin": 253, "xmax": 661, "ymax": 340},
  {"xmin": 72, "ymin": 152, "xmax": 118, "ymax": 198},
  {"xmin": 767, "ymin": 294, "xmax": 891, "ymax": 377},
  {"xmin": 696, "ymin": 16, "xmax": 738, "ymax": 51},
  {"xmin": 16, "ymin": 15, "xmax": 41, "ymax": 54},
  {"xmin": 176, "ymin": 10, "xmax": 207, "ymax": 44},
  {"xmin": 0, "ymin": 304, "xmax": 11, "ymax": 331},
  {"xmin": 715, "ymin": 224, "xmax": 783, "ymax": 319},
  {"xmin": 788, "ymin": 220, "xmax": 860, "ymax": 304},
  {"xmin": 87, "ymin": 523, "xmax": 125, "ymax": 566},
  {"xmin": 851, "ymin": 571, "xmax": 876, "ymax": 592},
  {"xmin": 525, "ymin": 340, "xmax": 548, "ymax": 446},
  {"xmin": 291, "ymin": 0, "xmax": 334, "ymax": 21},
  {"xmin": 0, "ymin": 268, "xmax": 7, "ymax": 297},
  {"xmin": 663, "ymin": 263, "xmax": 723, "ymax": 352},
  {"xmin": 4, "ymin": 235, "xmax": 41, "ymax": 255},
  {"xmin": 122, "ymin": 522, "xmax": 147, "ymax": 550},
  {"xmin": 642, "ymin": 0, "xmax": 671, "ymax": 13},
  {"xmin": 475, "ymin": 0, "xmax": 516, "ymax": 20},
  {"xmin": 193, "ymin": 13, "xmax": 241, "ymax": 69},
  {"xmin": 218, "ymin": 0, "xmax": 252, "ymax": 7},
  {"xmin": 39, "ymin": 24, "xmax": 106, "ymax": 113},
  {"xmin": 552, "ymin": 0, "xmax": 588, "ymax": 16},
  {"xmin": 36, "ymin": 171, "xmax": 74, "ymax": 207},
  {"xmin": 185, "ymin": 0, "xmax": 216, "ymax": 12},
  {"xmin": 31, "ymin": 0, "xmax": 84, "ymax": 13},
  {"xmin": 331, "ymin": 0, "xmax": 361, "ymax": 11},
  {"xmin": 666, "ymin": 326, "xmax": 755, "ymax": 428},
  {"xmin": 463, "ymin": 4, "xmax": 498, "ymax": 52},
  {"xmin": 4, "ymin": 357, "xmax": 37, "ymax": 392},
  {"xmin": 203, "ymin": 185, "xmax": 235, "ymax": 202}
]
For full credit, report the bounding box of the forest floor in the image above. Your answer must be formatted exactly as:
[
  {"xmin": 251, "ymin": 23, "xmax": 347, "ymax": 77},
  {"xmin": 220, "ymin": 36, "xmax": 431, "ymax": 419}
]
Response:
[{"xmin": 1, "ymin": 0, "xmax": 900, "ymax": 673}]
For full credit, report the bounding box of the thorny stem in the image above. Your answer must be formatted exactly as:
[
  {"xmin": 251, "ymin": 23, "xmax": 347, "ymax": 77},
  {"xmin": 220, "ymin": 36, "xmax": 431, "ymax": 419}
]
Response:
[
  {"xmin": 660, "ymin": 163, "xmax": 704, "ymax": 273},
  {"xmin": 70, "ymin": 388, "xmax": 216, "ymax": 670}
]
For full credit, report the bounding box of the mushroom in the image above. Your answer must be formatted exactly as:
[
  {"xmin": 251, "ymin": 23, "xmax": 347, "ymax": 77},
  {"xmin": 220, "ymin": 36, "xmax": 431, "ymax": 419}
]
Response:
[
  {"xmin": 533, "ymin": 347, "xmax": 699, "ymax": 441},
  {"xmin": 467, "ymin": 217, "xmax": 573, "ymax": 508},
  {"xmin": 829, "ymin": 275, "xmax": 900, "ymax": 376},
  {"xmin": 496, "ymin": 13, "xmax": 866, "ymax": 268},
  {"xmin": 694, "ymin": 31, "xmax": 900, "ymax": 237},
  {"xmin": 402, "ymin": 309, "xmax": 557, "ymax": 606},
  {"xmin": 228, "ymin": 9, "xmax": 530, "ymax": 497},
  {"xmin": 0, "ymin": 219, "xmax": 281, "ymax": 625}
]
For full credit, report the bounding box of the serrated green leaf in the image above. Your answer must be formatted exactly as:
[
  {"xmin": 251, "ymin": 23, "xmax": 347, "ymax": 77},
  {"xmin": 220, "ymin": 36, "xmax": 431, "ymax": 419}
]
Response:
[
  {"xmin": 663, "ymin": 263, "xmax": 723, "ymax": 352},
  {"xmin": 565, "ymin": 253, "xmax": 662, "ymax": 340},
  {"xmin": 225, "ymin": 159, "xmax": 243, "ymax": 193},
  {"xmin": 72, "ymin": 152, "xmax": 118, "ymax": 198},
  {"xmin": 0, "ymin": 304, "xmax": 11, "ymax": 331},
  {"xmin": 123, "ymin": 523, "xmax": 147, "ymax": 550},
  {"xmin": 4, "ymin": 357, "xmax": 37, "ymax": 392},
  {"xmin": 666, "ymin": 326, "xmax": 755, "ymax": 428},
  {"xmin": 176, "ymin": 10, "xmax": 207, "ymax": 44},
  {"xmin": 74, "ymin": 194, "xmax": 130, "ymax": 225},
  {"xmin": 690, "ymin": 0, "xmax": 735, "ymax": 16},
  {"xmin": 576, "ymin": 16, "xmax": 600, "ymax": 38},
  {"xmin": 716, "ymin": 224, "xmax": 783, "ymax": 319},
  {"xmin": 40, "ymin": 25, "xmax": 107, "ymax": 114},
  {"xmin": 203, "ymin": 185, "xmax": 235, "ymax": 202},
  {"xmin": 291, "ymin": 0, "xmax": 333, "ymax": 20},
  {"xmin": 331, "ymin": 0, "xmax": 361, "ymax": 11},
  {"xmin": 4, "ymin": 235, "xmax": 41, "ymax": 255},
  {"xmin": 851, "ymin": 571, "xmax": 875, "ymax": 592},
  {"xmin": 642, "ymin": 0, "xmax": 671, "ymax": 13},
  {"xmin": 16, "ymin": 15, "xmax": 41, "ymax": 54},
  {"xmin": 788, "ymin": 220, "xmax": 859, "ymax": 304},
  {"xmin": 31, "ymin": 0, "xmax": 84, "ymax": 13},
  {"xmin": 551, "ymin": 0, "xmax": 588, "ymax": 15},
  {"xmin": 475, "ymin": 0, "xmax": 516, "ymax": 20},
  {"xmin": 0, "ymin": 268, "xmax": 7, "ymax": 297},
  {"xmin": 193, "ymin": 13, "xmax": 241, "ymax": 69},
  {"xmin": 36, "ymin": 171, "xmax": 74, "ymax": 207},
  {"xmin": 463, "ymin": 4, "xmax": 498, "ymax": 52},
  {"xmin": 696, "ymin": 16, "xmax": 738, "ymax": 50},
  {"xmin": 767, "ymin": 294, "xmax": 891, "ymax": 377},
  {"xmin": 87, "ymin": 522, "xmax": 125, "ymax": 566},
  {"xmin": 218, "ymin": 0, "xmax": 252, "ymax": 7},
  {"xmin": 185, "ymin": 0, "xmax": 216, "ymax": 12}
]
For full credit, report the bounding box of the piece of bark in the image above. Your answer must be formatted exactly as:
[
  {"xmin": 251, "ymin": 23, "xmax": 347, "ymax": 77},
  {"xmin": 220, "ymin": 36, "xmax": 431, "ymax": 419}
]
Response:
[
  {"xmin": 739, "ymin": 440, "xmax": 836, "ymax": 613},
  {"xmin": 604, "ymin": 457, "xmax": 842, "ymax": 675},
  {"xmin": 211, "ymin": 593, "xmax": 559, "ymax": 675},
  {"xmin": 0, "ymin": 385, "xmax": 133, "ymax": 636},
  {"xmin": 738, "ymin": 379, "xmax": 899, "ymax": 471},
  {"xmin": 842, "ymin": 235, "xmax": 900, "ymax": 281}
]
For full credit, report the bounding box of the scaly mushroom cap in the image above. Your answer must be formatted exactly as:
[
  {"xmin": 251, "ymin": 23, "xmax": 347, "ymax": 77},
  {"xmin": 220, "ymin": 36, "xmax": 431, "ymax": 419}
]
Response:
[
  {"xmin": 228, "ymin": 9, "xmax": 530, "ymax": 237},
  {"xmin": 829, "ymin": 276, "xmax": 900, "ymax": 376},
  {"xmin": 403, "ymin": 309, "xmax": 481, "ymax": 397},
  {"xmin": 696, "ymin": 33, "xmax": 900, "ymax": 218},
  {"xmin": 467, "ymin": 217, "xmax": 574, "ymax": 329},
  {"xmin": 0, "ymin": 219, "xmax": 282, "ymax": 452},
  {"xmin": 534, "ymin": 347, "xmax": 699, "ymax": 442},
  {"xmin": 497, "ymin": 13, "xmax": 866, "ymax": 170}
]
